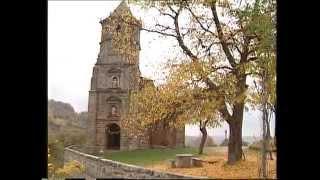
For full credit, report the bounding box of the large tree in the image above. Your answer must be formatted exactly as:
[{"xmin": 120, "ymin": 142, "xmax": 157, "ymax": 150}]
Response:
[{"xmin": 115, "ymin": 0, "xmax": 276, "ymax": 164}]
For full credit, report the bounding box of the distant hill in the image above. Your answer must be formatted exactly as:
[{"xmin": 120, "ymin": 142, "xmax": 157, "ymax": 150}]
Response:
[
  {"xmin": 48, "ymin": 99, "xmax": 77, "ymax": 120},
  {"xmin": 48, "ymin": 99, "xmax": 88, "ymax": 168},
  {"xmin": 48, "ymin": 99, "xmax": 87, "ymax": 130}
]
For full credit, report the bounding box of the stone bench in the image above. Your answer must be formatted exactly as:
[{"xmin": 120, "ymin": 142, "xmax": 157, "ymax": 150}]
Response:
[
  {"xmin": 175, "ymin": 154, "xmax": 194, "ymax": 168},
  {"xmin": 191, "ymin": 157, "xmax": 203, "ymax": 167},
  {"xmin": 170, "ymin": 154, "xmax": 203, "ymax": 168}
]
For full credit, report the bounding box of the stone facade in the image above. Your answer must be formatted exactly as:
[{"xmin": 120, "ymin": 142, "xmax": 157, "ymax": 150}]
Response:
[
  {"xmin": 64, "ymin": 146, "xmax": 207, "ymax": 179},
  {"xmin": 87, "ymin": 1, "xmax": 184, "ymax": 151}
]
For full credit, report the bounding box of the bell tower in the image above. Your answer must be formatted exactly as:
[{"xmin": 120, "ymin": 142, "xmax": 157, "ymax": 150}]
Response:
[{"xmin": 87, "ymin": 1, "xmax": 142, "ymax": 150}]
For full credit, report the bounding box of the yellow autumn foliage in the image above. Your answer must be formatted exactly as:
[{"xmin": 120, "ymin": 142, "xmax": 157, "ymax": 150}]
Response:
[
  {"xmin": 54, "ymin": 160, "xmax": 85, "ymax": 178},
  {"xmin": 48, "ymin": 147, "xmax": 84, "ymax": 179}
]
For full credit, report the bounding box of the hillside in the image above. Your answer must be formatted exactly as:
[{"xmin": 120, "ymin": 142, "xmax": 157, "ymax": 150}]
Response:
[
  {"xmin": 48, "ymin": 99, "xmax": 88, "ymax": 167},
  {"xmin": 48, "ymin": 99, "xmax": 87, "ymax": 131},
  {"xmin": 48, "ymin": 99, "xmax": 88, "ymax": 147},
  {"xmin": 48, "ymin": 99, "xmax": 76, "ymax": 119}
]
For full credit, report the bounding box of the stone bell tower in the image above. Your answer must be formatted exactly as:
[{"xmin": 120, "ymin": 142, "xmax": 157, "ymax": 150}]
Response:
[{"xmin": 87, "ymin": 1, "xmax": 143, "ymax": 150}]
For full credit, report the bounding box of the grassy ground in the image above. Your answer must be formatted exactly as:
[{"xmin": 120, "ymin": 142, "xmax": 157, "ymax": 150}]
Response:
[{"xmin": 103, "ymin": 147, "xmax": 198, "ymax": 166}]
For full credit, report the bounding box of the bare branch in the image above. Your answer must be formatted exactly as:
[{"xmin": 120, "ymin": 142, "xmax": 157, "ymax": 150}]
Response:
[
  {"xmin": 140, "ymin": 27, "xmax": 177, "ymax": 38},
  {"xmin": 186, "ymin": 5, "xmax": 215, "ymax": 35},
  {"xmin": 155, "ymin": 23, "xmax": 175, "ymax": 31},
  {"xmin": 211, "ymin": 65, "xmax": 234, "ymax": 72},
  {"xmin": 204, "ymin": 119, "xmax": 209, "ymax": 126},
  {"xmin": 248, "ymin": 57, "xmax": 258, "ymax": 62},
  {"xmin": 172, "ymin": 6, "xmax": 198, "ymax": 60},
  {"xmin": 156, "ymin": 8, "xmax": 175, "ymax": 19},
  {"xmin": 210, "ymin": 4, "xmax": 237, "ymax": 68}
]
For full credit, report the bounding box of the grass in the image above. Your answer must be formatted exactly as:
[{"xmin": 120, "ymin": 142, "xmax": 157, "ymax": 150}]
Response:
[{"xmin": 103, "ymin": 147, "xmax": 198, "ymax": 166}]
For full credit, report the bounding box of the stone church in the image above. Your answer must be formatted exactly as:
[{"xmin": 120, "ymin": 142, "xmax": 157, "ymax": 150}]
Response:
[{"xmin": 87, "ymin": 1, "xmax": 185, "ymax": 151}]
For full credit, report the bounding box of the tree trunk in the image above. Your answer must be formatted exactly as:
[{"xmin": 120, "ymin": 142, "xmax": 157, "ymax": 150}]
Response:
[
  {"xmin": 266, "ymin": 120, "xmax": 271, "ymax": 139},
  {"xmin": 227, "ymin": 102, "xmax": 244, "ymax": 164},
  {"xmin": 261, "ymin": 103, "xmax": 268, "ymax": 177},
  {"xmin": 199, "ymin": 125, "xmax": 208, "ymax": 155},
  {"xmin": 148, "ymin": 126, "xmax": 154, "ymax": 148},
  {"xmin": 198, "ymin": 120, "xmax": 208, "ymax": 155},
  {"xmin": 266, "ymin": 109, "xmax": 272, "ymax": 140},
  {"xmin": 266, "ymin": 108, "xmax": 273, "ymax": 160}
]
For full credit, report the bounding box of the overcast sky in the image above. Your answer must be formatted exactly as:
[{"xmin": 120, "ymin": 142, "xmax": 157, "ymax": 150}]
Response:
[{"xmin": 48, "ymin": 0, "xmax": 275, "ymax": 137}]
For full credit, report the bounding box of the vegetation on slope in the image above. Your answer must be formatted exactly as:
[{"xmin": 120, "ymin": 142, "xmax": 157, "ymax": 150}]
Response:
[{"xmin": 48, "ymin": 99, "xmax": 87, "ymax": 173}]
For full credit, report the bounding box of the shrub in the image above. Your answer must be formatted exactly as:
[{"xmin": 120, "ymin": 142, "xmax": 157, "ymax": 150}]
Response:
[
  {"xmin": 48, "ymin": 159, "xmax": 84, "ymax": 179},
  {"xmin": 55, "ymin": 160, "xmax": 85, "ymax": 178}
]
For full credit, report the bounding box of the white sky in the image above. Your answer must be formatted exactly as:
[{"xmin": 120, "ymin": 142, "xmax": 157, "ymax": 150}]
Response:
[{"xmin": 48, "ymin": 0, "xmax": 275, "ymax": 137}]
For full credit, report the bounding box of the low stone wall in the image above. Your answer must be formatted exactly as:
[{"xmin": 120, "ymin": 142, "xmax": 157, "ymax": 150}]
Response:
[{"xmin": 64, "ymin": 146, "xmax": 207, "ymax": 179}]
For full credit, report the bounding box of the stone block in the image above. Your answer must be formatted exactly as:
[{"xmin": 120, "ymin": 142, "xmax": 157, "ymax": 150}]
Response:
[
  {"xmin": 175, "ymin": 154, "xmax": 193, "ymax": 168},
  {"xmin": 191, "ymin": 158, "xmax": 203, "ymax": 167}
]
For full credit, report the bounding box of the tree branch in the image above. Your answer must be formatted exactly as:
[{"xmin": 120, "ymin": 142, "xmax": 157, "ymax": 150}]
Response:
[
  {"xmin": 210, "ymin": 65, "xmax": 234, "ymax": 73},
  {"xmin": 204, "ymin": 119, "xmax": 209, "ymax": 126},
  {"xmin": 219, "ymin": 105, "xmax": 231, "ymax": 124},
  {"xmin": 186, "ymin": 5, "xmax": 215, "ymax": 35},
  {"xmin": 210, "ymin": 4, "xmax": 237, "ymax": 68},
  {"xmin": 248, "ymin": 57, "xmax": 258, "ymax": 62},
  {"xmin": 245, "ymin": 71, "xmax": 263, "ymax": 77},
  {"xmin": 172, "ymin": 5, "xmax": 198, "ymax": 61},
  {"xmin": 140, "ymin": 27, "xmax": 177, "ymax": 38},
  {"xmin": 168, "ymin": 4, "xmax": 179, "ymax": 15},
  {"xmin": 157, "ymin": 8, "xmax": 175, "ymax": 19},
  {"xmin": 155, "ymin": 23, "xmax": 176, "ymax": 33}
]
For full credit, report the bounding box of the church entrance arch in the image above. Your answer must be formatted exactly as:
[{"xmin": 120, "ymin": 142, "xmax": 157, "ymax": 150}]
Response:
[{"xmin": 106, "ymin": 123, "xmax": 120, "ymax": 150}]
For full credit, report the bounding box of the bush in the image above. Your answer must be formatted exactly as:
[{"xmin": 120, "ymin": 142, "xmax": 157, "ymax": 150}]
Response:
[
  {"xmin": 49, "ymin": 159, "xmax": 84, "ymax": 179},
  {"xmin": 48, "ymin": 124, "xmax": 87, "ymax": 170},
  {"xmin": 55, "ymin": 160, "xmax": 85, "ymax": 178},
  {"xmin": 58, "ymin": 127, "xmax": 87, "ymax": 147},
  {"xmin": 48, "ymin": 138, "xmax": 65, "ymax": 168}
]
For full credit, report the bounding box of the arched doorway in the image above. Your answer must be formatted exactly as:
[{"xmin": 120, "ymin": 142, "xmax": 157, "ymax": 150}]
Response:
[{"xmin": 106, "ymin": 123, "xmax": 120, "ymax": 150}]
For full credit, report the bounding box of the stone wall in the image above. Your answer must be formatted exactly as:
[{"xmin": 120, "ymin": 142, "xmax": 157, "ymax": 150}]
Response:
[{"xmin": 64, "ymin": 146, "xmax": 207, "ymax": 179}]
